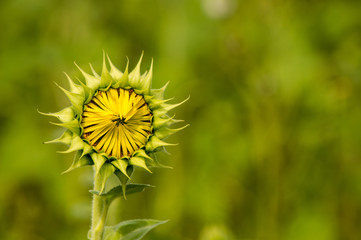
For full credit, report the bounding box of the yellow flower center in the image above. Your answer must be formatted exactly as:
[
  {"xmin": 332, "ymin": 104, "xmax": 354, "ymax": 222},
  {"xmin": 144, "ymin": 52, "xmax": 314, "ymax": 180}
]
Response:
[{"xmin": 81, "ymin": 88, "xmax": 152, "ymax": 158}]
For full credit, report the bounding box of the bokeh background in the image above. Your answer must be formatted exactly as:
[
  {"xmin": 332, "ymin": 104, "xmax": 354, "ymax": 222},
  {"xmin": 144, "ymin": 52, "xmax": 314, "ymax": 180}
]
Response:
[{"xmin": 1, "ymin": 0, "xmax": 361, "ymax": 239}]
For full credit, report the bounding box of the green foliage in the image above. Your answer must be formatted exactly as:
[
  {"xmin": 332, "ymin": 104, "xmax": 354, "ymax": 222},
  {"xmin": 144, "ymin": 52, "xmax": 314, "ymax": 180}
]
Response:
[
  {"xmin": 103, "ymin": 219, "xmax": 167, "ymax": 240},
  {"xmin": 90, "ymin": 183, "xmax": 153, "ymax": 203}
]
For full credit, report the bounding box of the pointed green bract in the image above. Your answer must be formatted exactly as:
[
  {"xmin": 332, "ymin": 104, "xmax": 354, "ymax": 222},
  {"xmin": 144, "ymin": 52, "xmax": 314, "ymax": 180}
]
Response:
[
  {"xmin": 57, "ymin": 136, "xmax": 85, "ymax": 153},
  {"xmin": 150, "ymin": 82, "xmax": 169, "ymax": 99},
  {"xmin": 111, "ymin": 158, "xmax": 129, "ymax": 177},
  {"xmin": 75, "ymin": 62, "xmax": 101, "ymax": 90},
  {"xmin": 51, "ymin": 119, "xmax": 81, "ymax": 135},
  {"xmin": 129, "ymin": 156, "xmax": 152, "ymax": 173},
  {"xmin": 38, "ymin": 107, "xmax": 75, "ymax": 123},
  {"xmin": 114, "ymin": 166, "xmax": 134, "ymax": 199},
  {"xmin": 128, "ymin": 53, "xmax": 143, "ymax": 89},
  {"xmin": 64, "ymin": 72, "xmax": 84, "ymax": 96},
  {"xmin": 152, "ymin": 115, "xmax": 183, "ymax": 129},
  {"xmin": 146, "ymin": 136, "xmax": 177, "ymax": 152},
  {"xmin": 91, "ymin": 152, "xmax": 108, "ymax": 174},
  {"xmin": 139, "ymin": 59, "xmax": 152, "ymax": 93},
  {"xmin": 97, "ymin": 162, "xmax": 116, "ymax": 194},
  {"xmin": 154, "ymin": 124, "xmax": 190, "ymax": 140},
  {"xmin": 62, "ymin": 151, "xmax": 93, "ymax": 174},
  {"xmin": 100, "ymin": 54, "xmax": 114, "ymax": 89},
  {"xmin": 89, "ymin": 63, "xmax": 100, "ymax": 78},
  {"xmin": 44, "ymin": 130, "xmax": 73, "ymax": 145},
  {"xmin": 107, "ymin": 54, "xmax": 123, "ymax": 81},
  {"xmin": 54, "ymin": 82, "xmax": 84, "ymax": 112},
  {"xmin": 112, "ymin": 59, "xmax": 129, "ymax": 89}
]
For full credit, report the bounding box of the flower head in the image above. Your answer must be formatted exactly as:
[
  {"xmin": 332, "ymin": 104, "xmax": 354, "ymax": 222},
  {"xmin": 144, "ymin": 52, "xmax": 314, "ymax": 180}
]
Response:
[
  {"xmin": 82, "ymin": 88, "xmax": 152, "ymax": 158},
  {"xmin": 41, "ymin": 54, "xmax": 188, "ymax": 192}
]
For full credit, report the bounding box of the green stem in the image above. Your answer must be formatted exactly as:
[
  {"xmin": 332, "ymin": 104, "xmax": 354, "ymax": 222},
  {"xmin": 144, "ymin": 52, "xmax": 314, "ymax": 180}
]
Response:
[{"xmin": 90, "ymin": 170, "xmax": 109, "ymax": 240}]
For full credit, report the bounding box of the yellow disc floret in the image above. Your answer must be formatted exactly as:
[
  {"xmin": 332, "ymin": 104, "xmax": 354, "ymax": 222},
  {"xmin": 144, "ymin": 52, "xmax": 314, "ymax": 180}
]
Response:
[{"xmin": 82, "ymin": 88, "xmax": 152, "ymax": 158}]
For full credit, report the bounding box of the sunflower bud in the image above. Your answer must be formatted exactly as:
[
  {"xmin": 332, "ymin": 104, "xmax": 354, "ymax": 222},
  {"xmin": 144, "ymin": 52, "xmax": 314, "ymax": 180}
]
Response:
[{"xmin": 41, "ymin": 53, "xmax": 188, "ymax": 190}]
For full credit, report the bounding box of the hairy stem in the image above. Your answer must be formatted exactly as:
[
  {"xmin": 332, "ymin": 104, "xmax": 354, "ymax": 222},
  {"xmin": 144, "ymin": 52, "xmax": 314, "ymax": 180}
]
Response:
[{"xmin": 90, "ymin": 170, "xmax": 109, "ymax": 240}]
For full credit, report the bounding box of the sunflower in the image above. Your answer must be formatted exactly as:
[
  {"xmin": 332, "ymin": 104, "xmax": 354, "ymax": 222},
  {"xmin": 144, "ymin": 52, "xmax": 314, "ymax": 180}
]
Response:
[{"xmin": 41, "ymin": 54, "xmax": 188, "ymax": 192}]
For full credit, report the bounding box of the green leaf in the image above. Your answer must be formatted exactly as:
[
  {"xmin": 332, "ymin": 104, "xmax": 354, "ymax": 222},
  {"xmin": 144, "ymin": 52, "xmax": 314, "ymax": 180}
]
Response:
[
  {"xmin": 103, "ymin": 219, "xmax": 168, "ymax": 240},
  {"xmin": 89, "ymin": 184, "xmax": 153, "ymax": 202}
]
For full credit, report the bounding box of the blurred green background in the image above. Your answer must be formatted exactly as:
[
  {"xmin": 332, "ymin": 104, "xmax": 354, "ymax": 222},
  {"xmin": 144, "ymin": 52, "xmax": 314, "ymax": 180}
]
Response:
[{"xmin": 1, "ymin": 0, "xmax": 361, "ymax": 239}]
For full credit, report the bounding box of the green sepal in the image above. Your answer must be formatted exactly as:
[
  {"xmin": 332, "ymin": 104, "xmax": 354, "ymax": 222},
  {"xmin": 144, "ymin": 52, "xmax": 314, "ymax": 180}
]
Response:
[
  {"xmin": 148, "ymin": 98, "xmax": 173, "ymax": 110},
  {"xmin": 114, "ymin": 166, "xmax": 134, "ymax": 199},
  {"xmin": 38, "ymin": 107, "xmax": 75, "ymax": 123},
  {"xmin": 154, "ymin": 124, "xmax": 189, "ymax": 140},
  {"xmin": 107, "ymin": 54, "xmax": 124, "ymax": 82},
  {"xmin": 128, "ymin": 52, "xmax": 143, "ymax": 89},
  {"xmin": 133, "ymin": 150, "xmax": 170, "ymax": 169},
  {"xmin": 74, "ymin": 77, "xmax": 94, "ymax": 104},
  {"xmin": 133, "ymin": 149, "xmax": 153, "ymax": 161},
  {"xmin": 80, "ymin": 143, "xmax": 93, "ymax": 158},
  {"xmin": 64, "ymin": 72, "xmax": 84, "ymax": 96},
  {"xmin": 90, "ymin": 183, "xmax": 153, "ymax": 203},
  {"xmin": 54, "ymin": 82, "xmax": 84, "ymax": 115},
  {"xmin": 91, "ymin": 152, "xmax": 108, "ymax": 174},
  {"xmin": 62, "ymin": 151, "xmax": 93, "ymax": 174},
  {"xmin": 152, "ymin": 115, "xmax": 184, "ymax": 129},
  {"xmin": 57, "ymin": 136, "xmax": 85, "ymax": 154},
  {"xmin": 100, "ymin": 53, "xmax": 114, "ymax": 89},
  {"xmin": 133, "ymin": 88, "xmax": 147, "ymax": 96},
  {"xmin": 51, "ymin": 119, "xmax": 81, "ymax": 135},
  {"xmin": 75, "ymin": 62, "xmax": 100, "ymax": 91},
  {"xmin": 138, "ymin": 59, "xmax": 152, "ymax": 94},
  {"xmin": 111, "ymin": 158, "xmax": 129, "ymax": 178},
  {"xmin": 103, "ymin": 219, "xmax": 168, "ymax": 240},
  {"xmin": 96, "ymin": 162, "xmax": 116, "ymax": 194},
  {"xmin": 145, "ymin": 136, "xmax": 177, "ymax": 152},
  {"xmin": 129, "ymin": 156, "xmax": 152, "ymax": 173},
  {"xmin": 112, "ymin": 58, "xmax": 129, "ymax": 89},
  {"xmin": 89, "ymin": 63, "xmax": 100, "ymax": 78},
  {"xmin": 150, "ymin": 82, "xmax": 169, "ymax": 100},
  {"xmin": 153, "ymin": 96, "xmax": 189, "ymax": 116},
  {"xmin": 44, "ymin": 130, "xmax": 73, "ymax": 145},
  {"xmin": 147, "ymin": 152, "xmax": 173, "ymax": 169}
]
